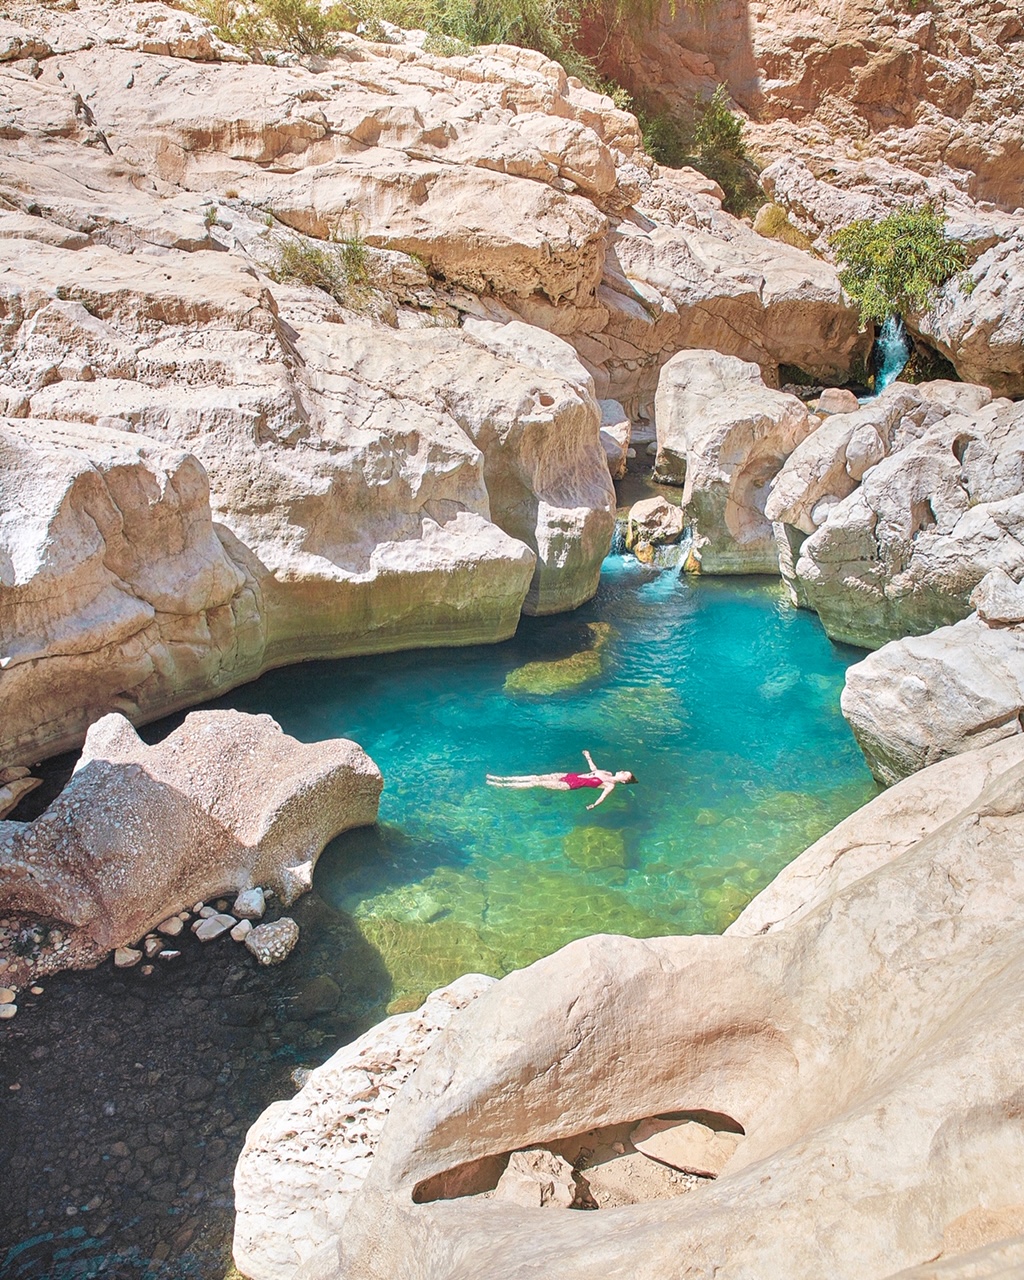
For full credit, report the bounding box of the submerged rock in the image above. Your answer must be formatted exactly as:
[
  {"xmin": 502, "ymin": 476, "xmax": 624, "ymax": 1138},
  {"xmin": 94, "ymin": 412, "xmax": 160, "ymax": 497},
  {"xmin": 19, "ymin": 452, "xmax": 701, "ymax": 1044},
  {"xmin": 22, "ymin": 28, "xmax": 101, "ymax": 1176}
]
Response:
[
  {"xmin": 504, "ymin": 623, "xmax": 611, "ymax": 696},
  {"xmin": 0, "ymin": 710, "xmax": 381, "ymax": 979},
  {"xmin": 245, "ymin": 918, "xmax": 300, "ymax": 967},
  {"xmin": 562, "ymin": 826, "xmax": 628, "ymax": 874}
]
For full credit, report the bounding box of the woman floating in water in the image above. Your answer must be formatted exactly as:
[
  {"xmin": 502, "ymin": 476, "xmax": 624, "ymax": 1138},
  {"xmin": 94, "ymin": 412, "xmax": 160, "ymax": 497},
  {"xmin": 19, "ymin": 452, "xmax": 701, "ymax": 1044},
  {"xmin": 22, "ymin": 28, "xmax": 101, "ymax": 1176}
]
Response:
[{"xmin": 487, "ymin": 751, "xmax": 637, "ymax": 811}]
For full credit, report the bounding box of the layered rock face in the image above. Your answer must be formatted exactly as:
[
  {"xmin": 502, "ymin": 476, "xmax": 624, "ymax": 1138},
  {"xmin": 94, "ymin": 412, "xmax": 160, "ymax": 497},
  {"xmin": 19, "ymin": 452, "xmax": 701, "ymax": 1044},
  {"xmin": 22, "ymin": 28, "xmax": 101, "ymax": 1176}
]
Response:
[
  {"xmin": 0, "ymin": 0, "xmax": 874, "ymax": 760},
  {"xmin": 0, "ymin": 709, "xmax": 382, "ymax": 980},
  {"xmin": 767, "ymin": 381, "xmax": 1024, "ymax": 650},
  {"xmin": 593, "ymin": 0, "xmax": 1024, "ymax": 211},
  {"xmin": 234, "ymin": 737, "xmax": 1024, "ymax": 1279},
  {"xmin": 654, "ymin": 349, "xmax": 815, "ymax": 572}
]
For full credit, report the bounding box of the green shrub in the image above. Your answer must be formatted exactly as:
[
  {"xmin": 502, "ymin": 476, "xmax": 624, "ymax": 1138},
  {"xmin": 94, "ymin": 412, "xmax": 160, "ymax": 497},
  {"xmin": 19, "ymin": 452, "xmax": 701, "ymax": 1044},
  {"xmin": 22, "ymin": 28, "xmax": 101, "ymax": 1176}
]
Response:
[
  {"xmin": 829, "ymin": 202, "xmax": 969, "ymax": 324},
  {"xmin": 272, "ymin": 230, "xmax": 369, "ymax": 305},
  {"xmin": 186, "ymin": 0, "xmax": 356, "ymax": 56}
]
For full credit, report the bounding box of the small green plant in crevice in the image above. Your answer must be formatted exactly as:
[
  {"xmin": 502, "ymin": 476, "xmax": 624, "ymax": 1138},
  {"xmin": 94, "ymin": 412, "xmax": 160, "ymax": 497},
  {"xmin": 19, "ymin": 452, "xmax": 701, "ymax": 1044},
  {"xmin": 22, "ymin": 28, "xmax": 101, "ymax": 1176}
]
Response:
[
  {"xmin": 203, "ymin": 203, "xmax": 220, "ymax": 228},
  {"xmin": 271, "ymin": 226, "xmax": 370, "ymax": 306},
  {"xmin": 829, "ymin": 201, "xmax": 970, "ymax": 325},
  {"xmin": 635, "ymin": 84, "xmax": 763, "ymax": 217}
]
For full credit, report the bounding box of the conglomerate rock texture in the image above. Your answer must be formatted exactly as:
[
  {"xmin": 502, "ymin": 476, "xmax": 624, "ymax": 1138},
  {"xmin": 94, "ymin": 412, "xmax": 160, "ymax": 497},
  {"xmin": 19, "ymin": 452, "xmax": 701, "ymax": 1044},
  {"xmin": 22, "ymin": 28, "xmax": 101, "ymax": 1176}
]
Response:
[
  {"xmin": 233, "ymin": 736, "xmax": 1024, "ymax": 1280},
  {"xmin": 0, "ymin": 709, "xmax": 382, "ymax": 981}
]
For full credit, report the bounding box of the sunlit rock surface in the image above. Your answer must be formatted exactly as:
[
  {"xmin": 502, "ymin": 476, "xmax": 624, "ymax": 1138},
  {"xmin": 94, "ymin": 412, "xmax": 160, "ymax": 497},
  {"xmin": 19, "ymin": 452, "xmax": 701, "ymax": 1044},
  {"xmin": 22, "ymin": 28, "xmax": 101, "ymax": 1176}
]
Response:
[{"xmin": 0, "ymin": 710, "xmax": 382, "ymax": 980}]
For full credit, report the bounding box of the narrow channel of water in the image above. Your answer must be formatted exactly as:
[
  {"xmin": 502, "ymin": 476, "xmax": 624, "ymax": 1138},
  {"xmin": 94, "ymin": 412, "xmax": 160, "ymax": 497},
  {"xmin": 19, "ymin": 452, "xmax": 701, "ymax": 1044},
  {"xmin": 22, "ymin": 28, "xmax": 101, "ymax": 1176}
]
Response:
[{"xmin": 0, "ymin": 550, "xmax": 876, "ymax": 1279}]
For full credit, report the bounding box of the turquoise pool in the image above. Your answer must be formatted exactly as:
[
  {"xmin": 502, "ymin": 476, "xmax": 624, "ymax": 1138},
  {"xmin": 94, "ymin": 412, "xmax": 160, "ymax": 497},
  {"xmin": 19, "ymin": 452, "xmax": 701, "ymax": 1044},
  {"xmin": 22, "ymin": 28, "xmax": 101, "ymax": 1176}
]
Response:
[{"xmin": 223, "ymin": 555, "xmax": 877, "ymax": 1010}]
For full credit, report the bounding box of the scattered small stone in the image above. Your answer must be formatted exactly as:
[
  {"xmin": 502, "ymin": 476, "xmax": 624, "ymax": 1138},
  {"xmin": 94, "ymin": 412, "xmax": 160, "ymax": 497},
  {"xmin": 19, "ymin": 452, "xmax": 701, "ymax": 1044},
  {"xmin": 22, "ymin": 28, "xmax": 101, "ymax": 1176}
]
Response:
[
  {"xmin": 0, "ymin": 1005, "xmax": 16, "ymax": 1020},
  {"xmin": 157, "ymin": 949, "xmax": 181, "ymax": 962},
  {"xmin": 157, "ymin": 917, "xmax": 184, "ymax": 937},
  {"xmin": 0, "ymin": 987, "xmax": 16, "ymax": 1003},
  {"xmin": 245, "ymin": 917, "xmax": 299, "ymax": 966},
  {"xmin": 232, "ymin": 887, "xmax": 265, "ymax": 920},
  {"xmin": 178, "ymin": 910, "xmax": 190, "ymax": 921},
  {"xmin": 198, "ymin": 905, "xmax": 217, "ymax": 919},
  {"xmin": 9, "ymin": 1082, "xmax": 20, "ymax": 1090},
  {"xmin": 140, "ymin": 964, "xmax": 154, "ymax": 976},
  {"xmin": 30, "ymin": 985, "xmax": 43, "ymax": 995},
  {"xmin": 230, "ymin": 919, "xmax": 252, "ymax": 942},
  {"xmin": 194, "ymin": 913, "xmax": 236, "ymax": 942},
  {"xmin": 113, "ymin": 948, "xmax": 142, "ymax": 969},
  {"xmin": 215, "ymin": 899, "xmax": 229, "ymax": 912},
  {"xmin": 143, "ymin": 936, "xmax": 163, "ymax": 958},
  {"xmin": 191, "ymin": 902, "xmax": 204, "ymax": 914}
]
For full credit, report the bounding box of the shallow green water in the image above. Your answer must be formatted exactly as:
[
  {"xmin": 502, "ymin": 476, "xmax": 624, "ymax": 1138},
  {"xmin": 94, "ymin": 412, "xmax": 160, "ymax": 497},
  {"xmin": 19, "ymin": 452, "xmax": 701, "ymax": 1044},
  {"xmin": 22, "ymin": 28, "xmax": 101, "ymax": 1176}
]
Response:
[{"xmin": 223, "ymin": 558, "xmax": 877, "ymax": 1010}]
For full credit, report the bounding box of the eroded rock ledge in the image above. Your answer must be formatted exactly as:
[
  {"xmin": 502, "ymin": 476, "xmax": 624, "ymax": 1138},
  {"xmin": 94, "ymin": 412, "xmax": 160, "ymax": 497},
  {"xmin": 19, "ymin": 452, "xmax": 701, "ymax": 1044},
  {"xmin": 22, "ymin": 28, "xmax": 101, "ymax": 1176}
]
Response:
[
  {"xmin": 233, "ymin": 736, "xmax": 1024, "ymax": 1279},
  {"xmin": 0, "ymin": 709, "xmax": 382, "ymax": 984}
]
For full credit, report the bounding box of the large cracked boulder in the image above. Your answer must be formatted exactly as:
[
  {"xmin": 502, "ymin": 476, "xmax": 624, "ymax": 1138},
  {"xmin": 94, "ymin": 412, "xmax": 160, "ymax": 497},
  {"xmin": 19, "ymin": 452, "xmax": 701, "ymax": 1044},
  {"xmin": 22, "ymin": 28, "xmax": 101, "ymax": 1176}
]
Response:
[
  {"xmin": 768, "ymin": 383, "xmax": 1024, "ymax": 649},
  {"xmin": 0, "ymin": 710, "xmax": 382, "ymax": 978},
  {"xmin": 841, "ymin": 572, "xmax": 1024, "ymax": 783},
  {"xmin": 654, "ymin": 349, "xmax": 815, "ymax": 572},
  {"xmin": 234, "ymin": 737, "xmax": 1024, "ymax": 1279}
]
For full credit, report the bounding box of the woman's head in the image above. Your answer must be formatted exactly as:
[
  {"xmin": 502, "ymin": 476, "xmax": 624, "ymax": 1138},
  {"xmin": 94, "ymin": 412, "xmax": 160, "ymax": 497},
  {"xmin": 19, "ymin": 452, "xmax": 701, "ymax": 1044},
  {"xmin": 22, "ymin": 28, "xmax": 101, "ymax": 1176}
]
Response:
[{"xmin": 614, "ymin": 771, "xmax": 638, "ymax": 784}]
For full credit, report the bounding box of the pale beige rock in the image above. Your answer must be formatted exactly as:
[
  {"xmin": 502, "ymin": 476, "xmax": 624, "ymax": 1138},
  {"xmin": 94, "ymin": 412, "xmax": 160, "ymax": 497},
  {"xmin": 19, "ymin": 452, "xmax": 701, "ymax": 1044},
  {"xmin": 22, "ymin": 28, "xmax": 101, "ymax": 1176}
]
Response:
[
  {"xmin": 599, "ymin": 400, "xmax": 630, "ymax": 480},
  {"xmin": 113, "ymin": 947, "xmax": 142, "ymax": 969},
  {"xmin": 245, "ymin": 918, "xmax": 300, "ymax": 966},
  {"xmin": 233, "ymin": 974, "xmax": 495, "ymax": 1280},
  {"xmin": 0, "ymin": 711, "xmax": 381, "ymax": 977},
  {"xmin": 816, "ymin": 388, "xmax": 860, "ymax": 415},
  {"xmin": 630, "ymin": 1118, "xmax": 742, "ymax": 1178},
  {"xmin": 0, "ymin": 772, "xmax": 41, "ymax": 820},
  {"xmin": 195, "ymin": 913, "xmax": 236, "ymax": 942},
  {"xmin": 628, "ymin": 496, "xmax": 685, "ymax": 547},
  {"xmin": 971, "ymin": 568, "xmax": 1024, "ymax": 626},
  {"xmin": 289, "ymin": 741, "xmax": 1024, "ymax": 1279},
  {"xmin": 780, "ymin": 394, "xmax": 1024, "ymax": 649},
  {"xmin": 655, "ymin": 350, "xmax": 815, "ymax": 572},
  {"xmin": 841, "ymin": 616, "xmax": 1024, "ymax": 783},
  {"xmin": 492, "ymin": 1148, "xmax": 577, "ymax": 1208}
]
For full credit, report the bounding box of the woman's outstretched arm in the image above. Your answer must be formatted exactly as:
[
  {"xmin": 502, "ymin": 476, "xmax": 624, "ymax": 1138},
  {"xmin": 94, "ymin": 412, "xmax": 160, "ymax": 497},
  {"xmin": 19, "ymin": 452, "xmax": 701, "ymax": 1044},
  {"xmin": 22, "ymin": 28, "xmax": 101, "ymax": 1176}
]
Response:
[{"xmin": 587, "ymin": 783, "xmax": 615, "ymax": 810}]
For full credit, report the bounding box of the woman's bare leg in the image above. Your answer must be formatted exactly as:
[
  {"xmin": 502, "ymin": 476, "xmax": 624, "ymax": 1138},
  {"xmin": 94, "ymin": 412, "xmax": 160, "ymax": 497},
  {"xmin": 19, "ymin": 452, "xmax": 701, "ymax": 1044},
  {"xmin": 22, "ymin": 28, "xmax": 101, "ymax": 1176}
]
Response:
[{"xmin": 486, "ymin": 774, "xmax": 569, "ymax": 790}]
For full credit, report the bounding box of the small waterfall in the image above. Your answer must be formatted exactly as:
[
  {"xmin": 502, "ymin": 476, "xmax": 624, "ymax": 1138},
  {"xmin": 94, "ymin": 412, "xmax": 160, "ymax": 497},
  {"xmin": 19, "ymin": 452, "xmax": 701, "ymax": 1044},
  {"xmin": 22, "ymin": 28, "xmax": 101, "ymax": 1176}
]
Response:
[
  {"xmin": 608, "ymin": 516, "xmax": 692, "ymax": 571},
  {"xmin": 874, "ymin": 315, "xmax": 911, "ymax": 393},
  {"xmin": 611, "ymin": 514, "xmax": 628, "ymax": 556}
]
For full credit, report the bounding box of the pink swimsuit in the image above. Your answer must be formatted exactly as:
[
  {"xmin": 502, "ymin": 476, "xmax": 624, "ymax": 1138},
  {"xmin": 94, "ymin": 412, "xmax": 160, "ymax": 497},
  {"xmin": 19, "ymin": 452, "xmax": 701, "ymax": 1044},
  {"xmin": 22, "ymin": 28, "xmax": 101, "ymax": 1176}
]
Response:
[{"xmin": 561, "ymin": 773, "xmax": 602, "ymax": 790}]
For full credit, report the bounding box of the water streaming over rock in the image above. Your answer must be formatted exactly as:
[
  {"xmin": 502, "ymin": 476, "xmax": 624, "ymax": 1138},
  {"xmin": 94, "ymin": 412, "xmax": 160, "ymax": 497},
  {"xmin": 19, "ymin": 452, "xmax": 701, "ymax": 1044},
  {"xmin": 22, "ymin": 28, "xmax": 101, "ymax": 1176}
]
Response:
[{"xmin": 874, "ymin": 315, "xmax": 911, "ymax": 393}]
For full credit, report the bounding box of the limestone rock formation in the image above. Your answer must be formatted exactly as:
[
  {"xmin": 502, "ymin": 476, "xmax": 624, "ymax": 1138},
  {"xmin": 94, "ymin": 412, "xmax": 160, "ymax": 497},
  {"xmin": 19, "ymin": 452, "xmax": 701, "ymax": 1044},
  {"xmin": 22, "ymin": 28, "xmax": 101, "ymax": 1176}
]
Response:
[
  {"xmin": 841, "ymin": 611, "xmax": 1024, "ymax": 784},
  {"xmin": 655, "ymin": 350, "xmax": 815, "ymax": 573},
  {"xmin": 767, "ymin": 383, "xmax": 1024, "ymax": 650},
  {"xmin": 0, "ymin": 710, "xmax": 382, "ymax": 982},
  {"xmin": 262, "ymin": 739, "xmax": 1024, "ymax": 1279},
  {"xmin": 233, "ymin": 973, "xmax": 496, "ymax": 1280},
  {"xmin": 597, "ymin": 0, "xmax": 1024, "ymax": 211}
]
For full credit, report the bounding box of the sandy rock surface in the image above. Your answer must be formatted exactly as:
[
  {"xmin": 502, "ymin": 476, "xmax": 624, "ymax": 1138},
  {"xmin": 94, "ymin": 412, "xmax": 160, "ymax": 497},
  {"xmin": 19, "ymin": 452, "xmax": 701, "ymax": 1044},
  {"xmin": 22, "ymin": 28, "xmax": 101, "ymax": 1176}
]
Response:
[
  {"xmin": 274, "ymin": 739, "xmax": 1024, "ymax": 1278},
  {"xmin": 655, "ymin": 349, "xmax": 815, "ymax": 572},
  {"xmin": 0, "ymin": 709, "xmax": 382, "ymax": 981}
]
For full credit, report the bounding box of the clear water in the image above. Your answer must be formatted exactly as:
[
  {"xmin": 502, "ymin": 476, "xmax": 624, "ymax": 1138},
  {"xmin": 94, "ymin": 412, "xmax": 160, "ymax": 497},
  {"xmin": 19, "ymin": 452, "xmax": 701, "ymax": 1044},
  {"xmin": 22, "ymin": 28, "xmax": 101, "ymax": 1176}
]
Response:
[{"xmin": 220, "ymin": 557, "xmax": 877, "ymax": 1012}]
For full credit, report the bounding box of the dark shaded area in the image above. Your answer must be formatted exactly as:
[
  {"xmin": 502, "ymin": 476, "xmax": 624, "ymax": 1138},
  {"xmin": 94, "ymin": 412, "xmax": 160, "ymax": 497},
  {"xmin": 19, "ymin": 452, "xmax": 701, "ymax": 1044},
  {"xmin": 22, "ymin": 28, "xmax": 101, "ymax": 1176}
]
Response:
[{"xmin": 0, "ymin": 893, "xmax": 391, "ymax": 1279}]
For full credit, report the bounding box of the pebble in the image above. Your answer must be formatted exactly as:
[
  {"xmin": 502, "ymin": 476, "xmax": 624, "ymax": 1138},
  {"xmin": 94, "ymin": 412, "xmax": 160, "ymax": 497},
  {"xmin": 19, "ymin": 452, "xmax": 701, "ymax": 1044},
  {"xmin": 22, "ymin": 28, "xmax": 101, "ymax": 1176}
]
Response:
[
  {"xmin": 191, "ymin": 902, "xmax": 204, "ymax": 914},
  {"xmin": 140, "ymin": 965, "xmax": 154, "ymax": 976},
  {"xmin": 194, "ymin": 914, "xmax": 236, "ymax": 943},
  {"xmin": 215, "ymin": 900, "xmax": 229, "ymax": 912},
  {"xmin": 157, "ymin": 917, "xmax": 184, "ymax": 937},
  {"xmin": 245, "ymin": 918, "xmax": 299, "ymax": 966},
  {"xmin": 230, "ymin": 919, "xmax": 252, "ymax": 943},
  {"xmin": 30, "ymin": 985, "xmax": 43, "ymax": 995},
  {"xmin": 157, "ymin": 950, "xmax": 181, "ymax": 962},
  {"xmin": 0, "ymin": 1004, "xmax": 17, "ymax": 1020},
  {"xmin": 143, "ymin": 937, "xmax": 163, "ymax": 958},
  {"xmin": 232, "ymin": 888, "xmax": 265, "ymax": 921},
  {"xmin": 113, "ymin": 948, "xmax": 142, "ymax": 969},
  {"xmin": 198, "ymin": 906, "xmax": 217, "ymax": 919},
  {"xmin": 0, "ymin": 987, "xmax": 16, "ymax": 1003}
]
